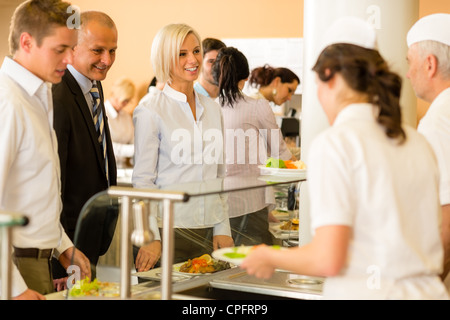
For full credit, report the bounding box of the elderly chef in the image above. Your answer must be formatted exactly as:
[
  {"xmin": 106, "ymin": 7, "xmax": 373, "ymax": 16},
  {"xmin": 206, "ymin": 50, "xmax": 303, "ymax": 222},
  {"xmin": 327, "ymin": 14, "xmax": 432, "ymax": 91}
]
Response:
[{"xmin": 406, "ymin": 13, "xmax": 450, "ymax": 289}]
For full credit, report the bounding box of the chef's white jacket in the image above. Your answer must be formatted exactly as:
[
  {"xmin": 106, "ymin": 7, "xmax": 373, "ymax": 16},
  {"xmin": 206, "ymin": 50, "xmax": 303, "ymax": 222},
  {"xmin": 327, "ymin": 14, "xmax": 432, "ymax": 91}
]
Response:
[
  {"xmin": 418, "ymin": 87, "xmax": 450, "ymax": 206},
  {"xmin": 308, "ymin": 103, "xmax": 448, "ymax": 299}
]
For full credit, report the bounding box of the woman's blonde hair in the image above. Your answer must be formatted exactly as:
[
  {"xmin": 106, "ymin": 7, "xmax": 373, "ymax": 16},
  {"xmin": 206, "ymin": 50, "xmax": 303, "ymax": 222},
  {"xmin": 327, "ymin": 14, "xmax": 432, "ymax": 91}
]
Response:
[
  {"xmin": 151, "ymin": 23, "xmax": 202, "ymax": 83},
  {"xmin": 110, "ymin": 77, "xmax": 135, "ymax": 103}
]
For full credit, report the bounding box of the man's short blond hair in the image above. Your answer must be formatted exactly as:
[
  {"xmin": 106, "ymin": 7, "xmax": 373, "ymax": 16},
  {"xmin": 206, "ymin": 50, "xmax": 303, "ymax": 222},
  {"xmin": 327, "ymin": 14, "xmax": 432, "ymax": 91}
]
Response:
[
  {"xmin": 150, "ymin": 23, "xmax": 202, "ymax": 84},
  {"xmin": 80, "ymin": 11, "xmax": 116, "ymax": 30},
  {"xmin": 9, "ymin": 0, "xmax": 72, "ymax": 55}
]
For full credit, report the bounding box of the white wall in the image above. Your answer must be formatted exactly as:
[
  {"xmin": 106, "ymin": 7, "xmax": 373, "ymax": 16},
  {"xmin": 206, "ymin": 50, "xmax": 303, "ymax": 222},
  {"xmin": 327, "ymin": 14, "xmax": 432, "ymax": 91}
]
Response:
[{"xmin": 299, "ymin": 0, "xmax": 420, "ymax": 245}]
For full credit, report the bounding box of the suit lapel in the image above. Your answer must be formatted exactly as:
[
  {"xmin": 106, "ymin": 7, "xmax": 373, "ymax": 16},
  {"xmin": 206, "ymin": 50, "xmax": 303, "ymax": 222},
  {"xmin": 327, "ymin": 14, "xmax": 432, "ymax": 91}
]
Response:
[{"xmin": 64, "ymin": 71, "xmax": 105, "ymax": 172}]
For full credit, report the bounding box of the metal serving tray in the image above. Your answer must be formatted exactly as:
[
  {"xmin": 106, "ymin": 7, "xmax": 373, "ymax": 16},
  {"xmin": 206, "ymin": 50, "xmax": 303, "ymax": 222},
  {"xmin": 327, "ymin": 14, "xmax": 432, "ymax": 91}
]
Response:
[{"xmin": 209, "ymin": 268, "xmax": 324, "ymax": 300}]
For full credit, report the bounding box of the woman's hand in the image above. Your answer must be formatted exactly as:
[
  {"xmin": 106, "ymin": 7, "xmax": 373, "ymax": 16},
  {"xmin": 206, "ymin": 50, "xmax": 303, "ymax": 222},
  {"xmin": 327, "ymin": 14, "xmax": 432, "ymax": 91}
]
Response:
[{"xmin": 213, "ymin": 235, "xmax": 234, "ymax": 250}]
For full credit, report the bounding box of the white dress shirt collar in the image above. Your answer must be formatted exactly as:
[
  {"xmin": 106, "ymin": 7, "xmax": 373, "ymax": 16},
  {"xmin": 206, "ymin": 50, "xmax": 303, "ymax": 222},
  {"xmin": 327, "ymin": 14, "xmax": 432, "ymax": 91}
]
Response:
[
  {"xmin": 1, "ymin": 56, "xmax": 45, "ymax": 98},
  {"xmin": 427, "ymin": 87, "xmax": 450, "ymax": 115},
  {"xmin": 2, "ymin": 57, "xmax": 53, "ymax": 123},
  {"xmin": 163, "ymin": 83, "xmax": 205, "ymax": 121},
  {"xmin": 67, "ymin": 64, "xmax": 93, "ymax": 94},
  {"xmin": 163, "ymin": 83, "xmax": 188, "ymax": 102}
]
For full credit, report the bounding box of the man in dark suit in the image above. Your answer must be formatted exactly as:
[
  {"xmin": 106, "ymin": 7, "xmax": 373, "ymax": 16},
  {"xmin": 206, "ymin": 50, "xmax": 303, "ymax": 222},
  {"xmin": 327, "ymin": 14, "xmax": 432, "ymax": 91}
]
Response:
[{"xmin": 52, "ymin": 11, "xmax": 118, "ymax": 288}]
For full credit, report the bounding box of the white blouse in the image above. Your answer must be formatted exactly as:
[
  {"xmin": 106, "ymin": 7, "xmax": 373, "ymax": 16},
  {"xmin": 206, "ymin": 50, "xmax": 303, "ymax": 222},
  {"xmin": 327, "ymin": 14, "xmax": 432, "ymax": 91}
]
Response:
[
  {"xmin": 221, "ymin": 94, "xmax": 292, "ymax": 217},
  {"xmin": 308, "ymin": 103, "xmax": 447, "ymax": 299},
  {"xmin": 132, "ymin": 84, "xmax": 230, "ymax": 237}
]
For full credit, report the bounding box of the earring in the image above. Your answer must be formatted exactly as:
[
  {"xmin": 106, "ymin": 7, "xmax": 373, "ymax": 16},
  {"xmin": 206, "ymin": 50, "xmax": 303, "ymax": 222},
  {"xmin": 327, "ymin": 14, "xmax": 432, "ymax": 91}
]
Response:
[{"xmin": 272, "ymin": 89, "xmax": 277, "ymax": 97}]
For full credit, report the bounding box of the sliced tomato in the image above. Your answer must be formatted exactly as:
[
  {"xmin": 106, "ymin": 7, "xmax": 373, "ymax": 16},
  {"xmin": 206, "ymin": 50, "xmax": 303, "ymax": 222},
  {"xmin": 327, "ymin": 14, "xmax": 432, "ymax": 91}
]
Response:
[{"xmin": 284, "ymin": 160, "xmax": 297, "ymax": 169}]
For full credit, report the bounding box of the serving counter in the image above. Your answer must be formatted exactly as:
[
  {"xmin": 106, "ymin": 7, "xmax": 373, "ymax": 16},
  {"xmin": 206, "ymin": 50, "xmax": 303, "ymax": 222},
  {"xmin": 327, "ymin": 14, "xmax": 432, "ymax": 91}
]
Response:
[{"xmin": 59, "ymin": 170, "xmax": 323, "ymax": 300}]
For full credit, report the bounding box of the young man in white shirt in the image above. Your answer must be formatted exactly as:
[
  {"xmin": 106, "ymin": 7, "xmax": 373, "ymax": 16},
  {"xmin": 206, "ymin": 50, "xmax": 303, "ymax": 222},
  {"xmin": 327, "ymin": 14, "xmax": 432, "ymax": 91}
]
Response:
[{"xmin": 0, "ymin": 0, "xmax": 90, "ymax": 299}]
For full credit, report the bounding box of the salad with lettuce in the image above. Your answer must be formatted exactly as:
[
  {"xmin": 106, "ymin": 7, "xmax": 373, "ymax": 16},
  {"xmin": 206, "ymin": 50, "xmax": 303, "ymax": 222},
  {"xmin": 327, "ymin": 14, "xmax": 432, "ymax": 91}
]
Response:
[
  {"xmin": 265, "ymin": 157, "xmax": 306, "ymax": 169},
  {"xmin": 69, "ymin": 277, "xmax": 119, "ymax": 298}
]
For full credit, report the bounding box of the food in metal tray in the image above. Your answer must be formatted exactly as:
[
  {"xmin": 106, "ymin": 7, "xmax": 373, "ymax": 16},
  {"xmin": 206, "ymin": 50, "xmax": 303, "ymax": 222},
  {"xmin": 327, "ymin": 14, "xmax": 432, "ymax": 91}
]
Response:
[
  {"xmin": 69, "ymin": 277, "xmax": 119, "ymax": 298},
  {"xmin": 280, "ymin": 218, "xmax": 299, "ymax": 231}
]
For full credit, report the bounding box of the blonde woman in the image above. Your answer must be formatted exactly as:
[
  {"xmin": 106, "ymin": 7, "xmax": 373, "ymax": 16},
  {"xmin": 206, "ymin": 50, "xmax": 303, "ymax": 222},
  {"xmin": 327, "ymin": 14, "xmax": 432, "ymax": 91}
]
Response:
[
  {"xmin": 105, "ymin": 77, "xmax": 136, "ymax": 166},
  {"xmin": 132, "ymin": 24, "xmax": 233, "ymax": 269}
]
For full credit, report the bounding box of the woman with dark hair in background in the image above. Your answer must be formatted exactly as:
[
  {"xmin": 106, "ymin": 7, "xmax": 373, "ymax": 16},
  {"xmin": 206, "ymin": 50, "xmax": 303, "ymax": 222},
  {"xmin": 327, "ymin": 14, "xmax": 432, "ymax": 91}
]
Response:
[
  {"xmin": 248, "ymin": 64, "xmax": 300, "ymax": 115},
  {"xmin": 241, "ymin": 17, "xmax": 448, "ymax": 300},
  {"xmin": 212, "ymin": 47, "xmax": 295, "ymax": 245}
]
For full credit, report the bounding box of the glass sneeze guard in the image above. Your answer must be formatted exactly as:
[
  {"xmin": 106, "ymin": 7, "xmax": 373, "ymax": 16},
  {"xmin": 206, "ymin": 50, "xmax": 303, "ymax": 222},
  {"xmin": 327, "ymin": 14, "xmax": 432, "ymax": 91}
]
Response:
[{"xmin": 71, "ymin": 173, "xmax": 306, "ymax": 300}]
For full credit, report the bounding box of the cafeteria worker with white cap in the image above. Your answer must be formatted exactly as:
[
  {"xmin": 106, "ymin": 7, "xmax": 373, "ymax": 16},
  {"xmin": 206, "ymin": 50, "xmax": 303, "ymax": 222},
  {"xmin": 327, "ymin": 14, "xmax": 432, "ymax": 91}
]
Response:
[
  {"xmin": 241, "ymin": 16, "xmax": 449, "ymax": 300},
  {"xmin": 406, "ymin": 13, "xmax": 450, "ymax": 286}
]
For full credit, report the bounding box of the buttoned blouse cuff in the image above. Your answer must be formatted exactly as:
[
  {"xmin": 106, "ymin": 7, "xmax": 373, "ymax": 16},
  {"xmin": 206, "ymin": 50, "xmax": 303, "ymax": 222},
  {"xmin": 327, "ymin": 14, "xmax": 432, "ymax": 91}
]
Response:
[
  {"xmin": 213, "ymin": 218, "xmax": 232, "ymax": 237},
  {"xmin": 53, "ymin": 231, "xmax": 74, "ymax": 259},
  {"xmin": 150, "ymin": 214, "xmax": 161, "ymax": 241}
]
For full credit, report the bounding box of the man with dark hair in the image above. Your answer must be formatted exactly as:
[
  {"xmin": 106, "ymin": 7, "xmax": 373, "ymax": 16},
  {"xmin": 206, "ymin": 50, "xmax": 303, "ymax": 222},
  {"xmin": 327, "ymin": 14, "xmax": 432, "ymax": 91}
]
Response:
[
  {"xmin": 194, "ymin": 37, "xmax": 226, "ymax": 98},
  {"xmin": 0, "ymin": 0, "xmax": 90, "ymax": 299}
]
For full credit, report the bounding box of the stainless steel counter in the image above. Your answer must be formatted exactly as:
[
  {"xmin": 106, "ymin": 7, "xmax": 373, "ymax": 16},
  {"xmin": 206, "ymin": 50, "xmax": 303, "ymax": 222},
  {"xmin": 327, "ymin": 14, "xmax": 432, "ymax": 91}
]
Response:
[
  {"xmin": 45, "ymin": 266, "xmax": 323, "ymax": 300},
  {"xmin": 208, "ymin": 268, "xmax": 323, "ymax": 300},
  {"xmin": 132, "ymin": 266, "xmax": 323, "ymax": 300}
]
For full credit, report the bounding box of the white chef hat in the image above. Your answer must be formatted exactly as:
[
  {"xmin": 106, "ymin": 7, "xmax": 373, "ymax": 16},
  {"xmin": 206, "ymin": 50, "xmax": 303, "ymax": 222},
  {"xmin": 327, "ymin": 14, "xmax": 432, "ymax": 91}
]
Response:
[
  {"xmin": 318, "ymin": 16, "xmax": 377, "ymax": 53},
  {"xmin": 407, "ymin": 13, "xmax": 450, "ymax": 47}
]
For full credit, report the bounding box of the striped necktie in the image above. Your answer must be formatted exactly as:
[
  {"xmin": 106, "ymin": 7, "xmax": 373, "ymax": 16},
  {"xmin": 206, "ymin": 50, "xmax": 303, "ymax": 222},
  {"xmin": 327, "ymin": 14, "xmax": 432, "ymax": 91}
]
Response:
[{"xmin": 90, "ymin": 81, "xmax": 109, "ymax": 184}]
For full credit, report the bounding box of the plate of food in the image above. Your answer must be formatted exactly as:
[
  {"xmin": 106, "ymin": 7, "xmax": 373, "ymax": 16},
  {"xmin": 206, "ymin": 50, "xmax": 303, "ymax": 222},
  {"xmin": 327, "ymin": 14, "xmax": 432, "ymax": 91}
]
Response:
[
  {"xmin": 259, "ymin": 158, "xmax": 307, "ymax": 177},
  {"xmin": 212, "ymin": 245, "xmax": 283, "ymax": 266},
  {"xmin": 173, "ymin": 254, "xmax": 232, "ymax": 276},
  {"xmin": 270, "ymin": 209, "xmax": 290, "ymax": 221},
  {"xmin": 271, "ymin": 218, "xmax": 299, "ymax": 233}
]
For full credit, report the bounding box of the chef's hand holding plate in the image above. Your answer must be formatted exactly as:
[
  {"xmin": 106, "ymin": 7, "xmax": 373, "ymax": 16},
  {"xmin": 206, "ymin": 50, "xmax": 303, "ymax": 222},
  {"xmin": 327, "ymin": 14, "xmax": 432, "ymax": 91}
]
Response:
[{"xmin": 241, "ymin": 245, "xmax": 276, "ymax": 279}]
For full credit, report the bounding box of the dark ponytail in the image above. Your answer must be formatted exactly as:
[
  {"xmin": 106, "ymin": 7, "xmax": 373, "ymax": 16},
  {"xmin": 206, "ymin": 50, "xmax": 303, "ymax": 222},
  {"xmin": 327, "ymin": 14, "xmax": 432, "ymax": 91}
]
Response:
[
  {"xmin": 313, "ymin": 44, "xmax": 406, "ymax": 144},
  {"xmin": 212, "ymin": 47, "xmax": 249, "ymax": 107}
]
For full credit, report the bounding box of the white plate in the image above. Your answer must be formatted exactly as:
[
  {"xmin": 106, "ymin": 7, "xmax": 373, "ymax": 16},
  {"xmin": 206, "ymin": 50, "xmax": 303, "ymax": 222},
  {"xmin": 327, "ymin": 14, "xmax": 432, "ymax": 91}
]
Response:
[
  {"xmin": 271, "ymin": 222, "xmax": 299, "ymax": 234},
  {"xmin": 212, "ymin": 246, "xmax": 255, "ymax": 266},
  {"xmin": 213, "ymin": 245, "xmax": 284, "ymax": 266},
  {"xmin": 259, "ymin": 165, "xmax": 307, "ymax": 177},
  {"xmin": 132, "ymin": 263, "xmax": 192, "ymax": 281}
]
